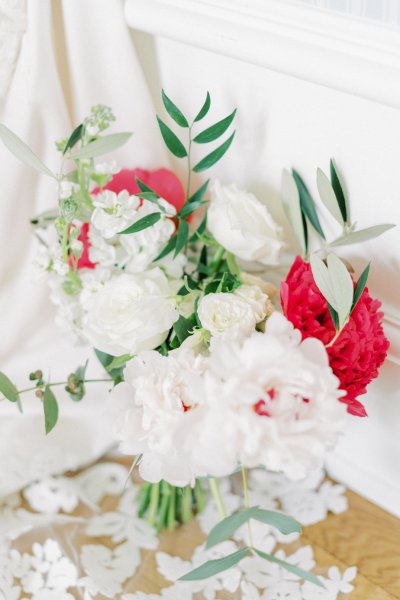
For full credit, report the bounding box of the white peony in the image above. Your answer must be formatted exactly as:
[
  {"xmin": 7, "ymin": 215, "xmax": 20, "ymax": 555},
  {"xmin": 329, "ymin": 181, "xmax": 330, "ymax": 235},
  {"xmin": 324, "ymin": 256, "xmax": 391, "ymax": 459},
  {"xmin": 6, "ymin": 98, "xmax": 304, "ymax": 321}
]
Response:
[
  {"xmin": 207, "ymin": 180, "xmax": 284, "ymax": 265},
  {"xmin": 197, "ymin": 285, "xmax": 271, "ymax": 338},
  {"xmin": 110, "ymin": 348, "xmax": 206, "ymax": 486},
  {"xmin": 81, "ymin": 269, "xmax": 179, "ymax": 356},
  {"xmin": 91, "ymin": 190, "xmax": 140, "ymax": 238},
  {"xmin": 192, "ymin": 312, "xmax": 347, "ymax": 481}
]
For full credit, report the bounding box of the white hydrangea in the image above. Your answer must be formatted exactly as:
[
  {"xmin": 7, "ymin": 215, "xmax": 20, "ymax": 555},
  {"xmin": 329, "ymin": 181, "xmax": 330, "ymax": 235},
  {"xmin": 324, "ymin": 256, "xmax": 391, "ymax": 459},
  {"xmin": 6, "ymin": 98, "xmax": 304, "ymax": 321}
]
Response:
[{"xmin": 91, "ymin": 190, "xmax": 140, "ymax": 238}]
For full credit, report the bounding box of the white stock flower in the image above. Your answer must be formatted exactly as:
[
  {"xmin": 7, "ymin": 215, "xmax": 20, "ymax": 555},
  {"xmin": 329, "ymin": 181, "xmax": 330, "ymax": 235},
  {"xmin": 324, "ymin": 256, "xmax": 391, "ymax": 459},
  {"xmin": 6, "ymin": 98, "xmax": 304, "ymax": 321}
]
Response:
[
  {"xmin": 81, "ymin": 269, "xmax": 179, "ymax": 356},
  {"xmin": 110, "ymin": 348, "xmax": 206, "ymax": 486},
  {"xmin": 94, "ymin": 160, "xmax": 119, "ymax": 175},
  {"xmin": 91, "ymin": 190, "xmax": 140, "ymax": 238},
  {"xmin": 208, "ymin": 180, "xmax": 284, "ymax": 265},
  {"xmin": 197, "ymin": 285, "xmax": 271, "ymax": 338},
  {"xmin": 88, "ymin": 227, "xmax": 116, "ymax": 267},
  {"xmin": 120, "ymin": 199, "xmax": 175, "ymax": 273}
]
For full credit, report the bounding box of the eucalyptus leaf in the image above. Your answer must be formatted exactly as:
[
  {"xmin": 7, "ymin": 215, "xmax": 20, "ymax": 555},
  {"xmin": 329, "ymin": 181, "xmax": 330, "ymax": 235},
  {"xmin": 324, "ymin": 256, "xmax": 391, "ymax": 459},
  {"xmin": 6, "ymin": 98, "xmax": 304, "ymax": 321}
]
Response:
[
  {"xmin": 106, "ymin": 354, "xmax": 133, "ymax": 371},
  {"xmin": 254, "ymin": 549, "xmax": 325, "ymax": 588},
  {"xmin": 43, "ymin": 385, "xmax": 59, "ymax": 434},
  {"xmin": 206, "ymin": 508, "xmax": 259, "ymax": 549},
  {"xmin": 179, "ymin": 200, "xmax": 207, "ymax": 218},
  {"xmin": 179, "ymin": 547, "xmax": 250, "ymax": 581},
  {"xmin": 162, "ymin": 89, "xmax": 189, "ymax": 127},
  {"xmin": 72, "ymin": 132, "xmax": 132, "ymax": 159},
  {"xmin": 0, "ymin": 372, "xmax": 19, "ymax": 403},
  {"xmin": 292, "ymin": 170, "xmax": 325, "ymax": 239},
  {"xmin": 281, "ymin": 169, "xmax": 306, "ymax": 254},
  {"xmin": 0, "ymin": 124, "xmax": 55, "ymax": 178},
  {"xmin": 330, "ymin": 224, "xmax": 395, "ymax": 247},
  {"xmin": 119, "ymin": 212, "xmax": 161, "ymax": 235},
  {"xmin": 194, "ymin": 92, "xmax": 211, "ymax": 122},
  {"xmin": 327, "ymin": 254, "xmax": 354, "ymax": 328},
  {"xmin": 330, "ymin": 159, "xmax": 348, "ymax": 223},
  {"xmin": 63, "ymin": 124, "xmax": 84, "ymax": 155},
  {"xmin": 135, "ymin": 177, "xmax": 158, "ymax": 195},
  {"xmin": 188, "ymin": 179, "xmax": 209, "ymax": 204},
  {"xmin": 310, "ymin": 254, "xmax": 336, "ymax": 309},
  {"xmin": 252, "ymin": 508, "xmax": 302, "ymax": 535},
  {"xmin": 190, "ymin": 213, "xmax": 208, "ymax": 243},
  {"xmin": 134, "ymin": 191, "xmax": 160, "ymax": 201},
  {"xmin": 193, "ymin": 109, "xmax": 236, "ymax": 144},
  {"xmin": 156, "ymin": 117, "xmax": 187, "ymax": 158},
  {"xmin": 316, "ymin": 168, "xmax": 344, "ymax": 226},
  {"xmin": 351, "ymin": 263, "xmax": 370, "ymax": 312},
  {"xmin": 193, "ymin": 132, "xmax": 235, "ymax": 173}
]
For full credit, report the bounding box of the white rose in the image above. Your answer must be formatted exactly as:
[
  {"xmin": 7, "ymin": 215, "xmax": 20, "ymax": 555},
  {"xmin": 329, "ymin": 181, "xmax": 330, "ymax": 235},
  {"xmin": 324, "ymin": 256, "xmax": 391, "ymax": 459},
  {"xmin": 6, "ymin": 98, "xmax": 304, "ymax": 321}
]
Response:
[
  {"xmin": 81, "ymin": 269, "xmax": 179, "ymax": 355},
  {"xmin": 91, "ymin": 190, "xmax": 140, "ymax": 238},
  {"xmin": 198, "ymin": 292, "xmax": 258, "ymax": 338},
  {"xmin": 234, "ymin": 284, "xmax": 273, "ymax": 322},
  {"xmin": 208, "ymin": 180, "xmax": 284, "ymax": 265}
]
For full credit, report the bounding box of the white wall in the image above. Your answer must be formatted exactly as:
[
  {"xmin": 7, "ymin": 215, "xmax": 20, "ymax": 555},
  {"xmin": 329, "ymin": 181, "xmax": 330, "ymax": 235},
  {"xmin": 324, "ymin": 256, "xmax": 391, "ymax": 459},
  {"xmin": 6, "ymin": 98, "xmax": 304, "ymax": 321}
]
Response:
[{"xmin": 126, "ymin": 0, "xmax": 400, "ymax": 515}]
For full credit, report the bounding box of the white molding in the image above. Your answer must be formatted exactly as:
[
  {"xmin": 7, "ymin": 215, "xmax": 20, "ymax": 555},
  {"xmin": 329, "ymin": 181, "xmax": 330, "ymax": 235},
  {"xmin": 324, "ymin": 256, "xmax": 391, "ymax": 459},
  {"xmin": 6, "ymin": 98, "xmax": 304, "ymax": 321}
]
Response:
[{"xmin": 125, "ymin": 0, "xmax": 400, "ymax": 108}]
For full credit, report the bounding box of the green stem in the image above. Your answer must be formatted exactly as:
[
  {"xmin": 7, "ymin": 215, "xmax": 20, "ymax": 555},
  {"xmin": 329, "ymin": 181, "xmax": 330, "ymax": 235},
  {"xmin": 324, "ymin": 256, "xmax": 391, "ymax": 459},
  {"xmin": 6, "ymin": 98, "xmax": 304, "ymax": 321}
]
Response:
[
  {"xmin": 241, "ymin": 465, "xmax": 254, "ymax": 547},
  {"xmin": 195, "ymin": 479, "xmax": 206, "ymax": 514},
  {"xmin": 138, "ymin": 482, "xmax": 152, "ymax": 518},
  {"xmin": 147, "ymin": 482, "xmax": 160, "ymax": 527},
  {"xmin": 6, "ymin": 378, "xmax": 112, "ymax": 399},
  {"xmin": 181, "ymin": 485, "xmax": 193, "ymax": 523},
  {"xmin": 210, "ymin": 245, "xmax": 225, "ymax": 274},
  {"xmin": 168, "ymin": 485, "xmax": 176, "ymax": 531},
  {"xmin": 157, "ymin": 482, "xmax": 171, "ymax": 533},
  {"xmin": 186, "ymin": 125, "xmax": 192, "ymax": 200},
  {"xmin": 209, "ymin": 478, "xmax": 227, "ymax": 520}
]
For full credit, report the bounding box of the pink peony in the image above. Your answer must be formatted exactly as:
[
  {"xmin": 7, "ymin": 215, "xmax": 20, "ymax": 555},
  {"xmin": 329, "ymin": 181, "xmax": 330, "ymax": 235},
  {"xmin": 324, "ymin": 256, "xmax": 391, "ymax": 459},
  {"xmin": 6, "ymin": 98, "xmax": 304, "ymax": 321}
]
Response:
[{"xmin": 281, "ymin": 256, "xmax": 390, "ymax": 417}]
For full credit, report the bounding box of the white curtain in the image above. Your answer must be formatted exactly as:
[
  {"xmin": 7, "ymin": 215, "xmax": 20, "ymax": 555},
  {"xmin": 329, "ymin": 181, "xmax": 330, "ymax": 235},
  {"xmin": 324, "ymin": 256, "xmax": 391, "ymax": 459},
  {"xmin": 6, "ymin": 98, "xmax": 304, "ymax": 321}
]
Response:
[{"xmin": 0, "ymin": 0, "xmax": 167, "ymax": 493}]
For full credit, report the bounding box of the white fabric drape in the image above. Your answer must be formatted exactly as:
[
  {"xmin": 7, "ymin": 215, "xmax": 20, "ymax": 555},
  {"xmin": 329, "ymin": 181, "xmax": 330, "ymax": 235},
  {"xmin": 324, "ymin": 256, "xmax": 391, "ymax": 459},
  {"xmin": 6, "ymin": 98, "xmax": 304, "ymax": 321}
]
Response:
[{"xmin": 0, "ymin": 0, "xmax": 167, "ymax": 493}]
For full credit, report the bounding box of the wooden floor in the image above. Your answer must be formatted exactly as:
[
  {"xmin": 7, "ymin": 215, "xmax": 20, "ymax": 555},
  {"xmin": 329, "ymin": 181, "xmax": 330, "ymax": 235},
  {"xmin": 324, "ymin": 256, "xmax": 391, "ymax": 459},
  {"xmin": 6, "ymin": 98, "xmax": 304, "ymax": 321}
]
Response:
[{"xmin": 129, "ymin": 486, "xmax": 400, "ymax": 598}]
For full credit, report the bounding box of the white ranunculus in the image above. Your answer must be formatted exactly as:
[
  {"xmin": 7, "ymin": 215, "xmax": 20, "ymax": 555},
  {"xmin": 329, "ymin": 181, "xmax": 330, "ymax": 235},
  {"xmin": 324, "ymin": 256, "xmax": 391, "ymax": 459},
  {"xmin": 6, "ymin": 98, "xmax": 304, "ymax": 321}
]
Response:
[
  {"xmin": 110, "ymin": 348, "xmax": 206, "ymax": 486},
  {"xmin": 91, "ymin": 190, "xmax": 140, "ymax": 238},
  {"xmin": 197, "ymin": 292, "xmax": 258, "ymax": 338},
  {"xmin": 120, "ymin": 199, "xmax": 176, "ymax": 273},
  {"xmin": 81, "ymin": 269, "xmax": 179, "ymax": 356},
  {"xmin": 208, "ymin": 180, "xmax": 284, "ymax": 265}
]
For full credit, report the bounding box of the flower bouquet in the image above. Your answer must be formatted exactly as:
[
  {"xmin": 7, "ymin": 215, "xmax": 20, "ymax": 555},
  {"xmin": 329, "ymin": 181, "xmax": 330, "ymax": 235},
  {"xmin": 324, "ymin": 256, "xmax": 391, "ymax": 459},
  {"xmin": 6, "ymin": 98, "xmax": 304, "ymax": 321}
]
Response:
[{"xmin": 0, "ymin": 91, "xmax": 394, "ymax": 585}]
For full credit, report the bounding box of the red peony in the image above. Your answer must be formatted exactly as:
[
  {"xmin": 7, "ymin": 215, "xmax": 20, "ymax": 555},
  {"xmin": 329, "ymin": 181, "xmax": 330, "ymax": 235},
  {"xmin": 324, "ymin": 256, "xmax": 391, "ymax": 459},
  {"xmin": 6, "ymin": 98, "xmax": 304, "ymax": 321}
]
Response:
[
  {"xmin": 74, "ymin": 168, "xmax": 186, "ymax": 270},
  {"xmin": 280, "ymin": 256, "xmax": 390, "ymax": 417}
]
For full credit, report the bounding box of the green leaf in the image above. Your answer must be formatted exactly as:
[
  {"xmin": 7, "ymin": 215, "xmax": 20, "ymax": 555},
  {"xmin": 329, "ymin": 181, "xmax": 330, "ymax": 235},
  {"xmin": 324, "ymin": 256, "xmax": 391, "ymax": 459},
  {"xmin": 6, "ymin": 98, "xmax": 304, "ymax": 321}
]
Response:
[
  {"xmin": 330, "ymin": 224, "xmax": 395, "ymax": 247},
  {"xmin": 0, "ymin": 123, "xmax": 56, "ymax": 178},
  {"xmin": 72, "ymin": 132, "xmax": 132, "ymax": 159},
  {"xmin": 174, "ymin": 219, "xmax": 189, "ymax": 256},
  {"xmin": 179, "ymin": 547, "xmax": 250, "ymax": 581},
  {"xmin": 0, "ymin": 372, "xmax": 19, "ymax": 403},
  {"xmin": 316, "ymin": 168, "xmax": 344, "ymax": 226},
  {"xmin": 154, "ymin": 235, "xmax": 177, "ymax": 262},
  {"xmin": 43, "ymin": 385, "xmax": 59, "ymax": 434},
  {"xmin": 134, "ymin": 191, "xmax": 160, "ymax": 201},
  {"xmin": 254, "ymin": 549, "xmax": 325, "ymax": 588},
  {"xmin": 94, "ymin": 349, "xmax": 124, "ymax": 384},
  {"xmin": 189, "ymin": 213, "xmax": 208, "ymax": 243},
  {"xmin": 135, "ymin": 177, "xmax": 157, "ymax": 194},
  {"xmin": 252, "ymin": 508, "xmax": 302, "ymax": 535},
  {"xmin": 206, "ymin": 508, "xmax": 259, "ymax": 549},
  {"xmin": 162, "ymin": 89, "xmax": 188, "ymax": 127},
  {"xmin": 173, "ymin": 315, "xmax": 196, "ymax": 344},
  {"xmin": 327, "ymin": 254, "xmax": 354, "ymax": 328},
  {"xmin": 292, "ymin": 170, "xmax": 325, "ymax": 239},
  {"xmin": 106, "ymin": 354, "xmax": 133, "ymax": 371},
  {"xmin": 188, "ymin": 179, "xmax": 210, "ymax": 204},
  {"xmin": 226, "ymin": 252, "xmax": 240, "ymax": 277},
  {"xmin": 193, "ymin": 132, "xmax": 235, "ymax": 173},
  {"xmin": 351, "ymin": 263, "xmax": 370, "ymax": 312},
  {"xmin": 194, "ymin": 92, "xmax": 211, "ymax": 122},
  {"xmin": 63, "ymin": 124, "xmax": 83, "ymax": 155},
  {"xmin": 193, "ymin": 109, "xmax": 236, "ymax": 144},
  {"xmin": 281, "ymin": 169, "xmax": 307, "ymax": 254},
  {"xmin": 310, "ymin": 254, "xmax": 336, "ymax": 309},
  {"xmin": 179, "ymin": 199, "xmax": 207, "ymax": 218},
  {"xmin": 119, "ymin": 212, "xmax": 161, "ymax": 235},
  {"xmin": 156, "ymin": 116, "xmax": 187, "ymax": 158},
  {"xmin": 328, "ymin": 303, "xmax": 339, "ymax": 330},
  {"xmin": 330, "ymin": 159, "xmax": 348, "ymax": 223}
]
